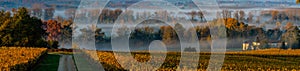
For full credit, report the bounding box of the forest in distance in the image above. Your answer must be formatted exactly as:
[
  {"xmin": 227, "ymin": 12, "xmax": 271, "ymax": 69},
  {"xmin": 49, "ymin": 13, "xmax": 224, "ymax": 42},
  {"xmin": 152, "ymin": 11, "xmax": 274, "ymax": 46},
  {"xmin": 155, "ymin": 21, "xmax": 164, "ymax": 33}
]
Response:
[
  {"xmin": 0, "ymin": 6, "xmax": 300, "ymax": 50},
  {"xmin": 0, "ymin": 0, "xmax": 300, "ymax": 70}
]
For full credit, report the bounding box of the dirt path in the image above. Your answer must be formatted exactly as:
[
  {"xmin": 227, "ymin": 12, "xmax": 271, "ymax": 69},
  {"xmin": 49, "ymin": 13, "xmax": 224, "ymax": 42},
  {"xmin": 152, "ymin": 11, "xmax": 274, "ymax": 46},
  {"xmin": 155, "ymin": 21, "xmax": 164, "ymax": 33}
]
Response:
[
  {"xmin": 58, "ymin": 55, "xmax": 77, "ymax": 71},
  {"xmin": 73, "ymin": 53, "xmax": 105, "ymax": 71}
]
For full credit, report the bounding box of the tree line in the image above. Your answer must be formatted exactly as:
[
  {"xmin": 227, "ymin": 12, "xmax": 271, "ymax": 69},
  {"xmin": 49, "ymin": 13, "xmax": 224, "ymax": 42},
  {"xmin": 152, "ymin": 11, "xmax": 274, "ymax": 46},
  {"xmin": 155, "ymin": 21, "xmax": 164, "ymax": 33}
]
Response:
[
  {"xmin": 2, "ymin": 7, "xmax": 299, "ymax": 50},
  {"xmin": 108, "ymin": 18, "xmax": 300, "ymax": 49},
  {"xmin": 76, "ymin": 8, "xmax": 300, "ymax": 49},
  {"xmin": 0, "ymin": 7, "xmax": 73, "ymax": 49}
]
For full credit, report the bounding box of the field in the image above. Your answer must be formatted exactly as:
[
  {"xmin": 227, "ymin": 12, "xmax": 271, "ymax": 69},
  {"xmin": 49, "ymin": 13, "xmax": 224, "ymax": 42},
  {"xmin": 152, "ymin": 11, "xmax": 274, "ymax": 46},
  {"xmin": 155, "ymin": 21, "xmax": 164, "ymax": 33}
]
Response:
[
  {"xmin": 1, "ymin": 47, "xmax": 299, "ymax": 70},
  {"xmin": 84, "ymin": 49, "xmax": 300, "ymax": 71},
  {"xmin": 227, "ymin": 48, "xmax": 300, "ymax": 55},
  {"xmin": 0, "ymin": 47, "xmax": 47, "ymax": 71},
  {"xmin": 31, "ymin": 53, "xmax": 60, "ymax": 71},
  {"xmin": 33, "ymin": 49, "xmax": 77, "ymax": 71}
]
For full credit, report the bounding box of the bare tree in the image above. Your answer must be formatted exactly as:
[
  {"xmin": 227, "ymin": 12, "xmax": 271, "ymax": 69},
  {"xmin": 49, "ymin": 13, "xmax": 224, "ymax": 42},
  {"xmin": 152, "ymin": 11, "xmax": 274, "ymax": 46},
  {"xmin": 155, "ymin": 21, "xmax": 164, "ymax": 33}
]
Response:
[
  {"xmin": 239, "ymin": 10, "xmax": 245, "ymax": 21},
  {"xmin": 31, "ymin": 3, "xmax": 43, "ymax": 18},
  {"xmin": 247, "ymin": 12, "xmax": 253, "ymax": 23},
  {"xmin": 222, "ymin": 10, "xmax": 231, "ymax": 19},
  {"xmin": 190, "ymin": 11, "xmax": 197, "ymax": 21},
  {"xmin": 271, "ymin": 10, "xmax": 279, "ymax": 21},
  {"xmin": 44, "ymin": 7, "xmax": 55, "ymax": 20},
  {"xmin": 234, "ymin": 11, "xmax": 239, "ymax": 20},
  {"xmin": 65, "ymin": 8, "xmax": 76, "ymax": 19},
  {"xmin": 198, "ymin": 11, "xmax": 204, "ymax": 22},
  {"xmin": 256, "ymin": 16, "xmax": 261, "ymax": 24}
]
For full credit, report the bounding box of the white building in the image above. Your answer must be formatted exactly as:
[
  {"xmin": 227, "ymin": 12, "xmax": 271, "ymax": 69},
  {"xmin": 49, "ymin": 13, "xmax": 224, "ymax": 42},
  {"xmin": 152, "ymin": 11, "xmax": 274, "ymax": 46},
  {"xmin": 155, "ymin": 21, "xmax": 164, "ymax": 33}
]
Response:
[
  {"xmin": 242, "ymin": 42, "xmax": 250, "ymax": 50},
  {"xmin": 243, "ymin": 40, "xmax": 287, "ymax": 51}
]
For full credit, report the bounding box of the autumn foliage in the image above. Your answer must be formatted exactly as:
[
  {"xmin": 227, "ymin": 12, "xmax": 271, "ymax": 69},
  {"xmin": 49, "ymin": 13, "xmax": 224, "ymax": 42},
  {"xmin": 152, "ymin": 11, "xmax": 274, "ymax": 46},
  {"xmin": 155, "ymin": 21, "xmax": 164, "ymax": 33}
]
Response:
[
  {"xmin": 0, "ymin": 47, "xmax": 47, "ymax": 71},
  {"xmin": 43, "ymin": 20, "xmax": 61, "ymax": 41},
  {"xmin": 82, "ymin": 50, "xmax": 300, "ymax": 71}
]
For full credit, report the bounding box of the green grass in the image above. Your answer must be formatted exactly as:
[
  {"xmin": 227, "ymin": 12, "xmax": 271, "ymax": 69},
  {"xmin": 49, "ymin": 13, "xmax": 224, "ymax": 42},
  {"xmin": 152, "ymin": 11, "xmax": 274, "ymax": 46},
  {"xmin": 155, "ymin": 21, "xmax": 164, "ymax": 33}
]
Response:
[{"xmin": 32, "ymin": 53, "xmax": 60, "ymax": 71}]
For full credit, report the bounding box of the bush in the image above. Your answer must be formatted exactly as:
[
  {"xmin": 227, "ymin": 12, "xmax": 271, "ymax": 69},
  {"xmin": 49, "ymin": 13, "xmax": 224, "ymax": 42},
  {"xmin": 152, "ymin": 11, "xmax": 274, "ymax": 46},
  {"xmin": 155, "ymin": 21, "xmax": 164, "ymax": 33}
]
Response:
[
  {"xmin": 35, "ymin": 39, "xmax": 48, "ymax": 47},
  {"xmin": 47, "ymin": 40, "xmax": 59, "ymax": 49}
]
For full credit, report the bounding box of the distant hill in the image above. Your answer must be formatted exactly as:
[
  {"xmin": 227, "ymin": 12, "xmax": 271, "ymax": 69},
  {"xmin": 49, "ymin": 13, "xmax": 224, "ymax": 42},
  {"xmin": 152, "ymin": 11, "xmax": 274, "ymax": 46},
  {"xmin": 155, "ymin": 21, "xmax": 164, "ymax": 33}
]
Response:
[
  {"xmin": 0, "ymin": 0, "xmax": 80, "ymax": 10},
  {"xmin": 0, "ymin": 0, "xmax": 298, "ymax": 10}
]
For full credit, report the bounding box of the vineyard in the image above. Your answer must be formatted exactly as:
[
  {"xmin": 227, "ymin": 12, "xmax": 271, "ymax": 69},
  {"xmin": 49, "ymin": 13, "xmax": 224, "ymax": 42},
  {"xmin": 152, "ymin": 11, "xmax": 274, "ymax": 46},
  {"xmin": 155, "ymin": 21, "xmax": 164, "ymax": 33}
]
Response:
[
  {"xmin": 84, "ymin": 49, "xmax": 300, "ymax": 71},
  {"xmin": 1, "ymin": 47, "xmax": 299, "ymax": 71},
  {"xmin": 227, "ymin": 48, "xmax": 300, "ymax": 55},
  {"xmin": 0, "ymin": 47, "xmax": 47, "ymax": 71}
]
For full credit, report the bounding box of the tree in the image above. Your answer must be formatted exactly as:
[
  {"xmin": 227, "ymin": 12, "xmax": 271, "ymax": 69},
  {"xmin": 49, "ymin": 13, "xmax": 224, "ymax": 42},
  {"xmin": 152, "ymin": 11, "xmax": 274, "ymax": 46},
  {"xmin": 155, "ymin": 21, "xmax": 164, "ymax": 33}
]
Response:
[
  {"xmin": 44, "ymin": 7, "xmax": 55, "ymax": 20},
  {"xmin": 114, "ymin": 9, "xmax": 123, "ymax": 16},
  {"xmin": 198, "ymin": 11, "xmax": 204, "ymax": 22},
  {"xmin": 256, "ymin": 16, "xmax": 261, "ymax": 24},
  {"xmin": 11, "ymin": 8, "xmax": 17, "ymax": 14},
  {"xmin": 75, "ymin": 26, "xmax": 95, "ymax": 47},
  {"xmin": 247, "ymin": 12, "xmax": 253, "ymax": 23},
  {"xmin": 65, "ymin": 8, "xmax": 76, "ymax": 19},
  {"xmin": 95, "ymin": 28, "xmax": 105, "ymax": 43},
  {"xmin": 44, "ymin": 20, "xmax": 61, "ymax": 41},
  {"xmin": 0, "ymin": 10, "xmax": 13, "ymax": 46},
  {"xmin": 234, "ymin": 11, "xmax": 239, "ymax": 21},
  {"xmin": 275, "ymin": 21, "xmax": 281, "ymax": 29},
  {"xmin": 31, "ymin": 3, "xmax": 43, "ymax": 18},
  {"xmin": 239, "ymin": 22, "xmax": 246, "ymax": 32},
  {"xmin": 161, "ymin": 26, "xmax": 176, "ymax": 44},
  {"xmin": 222, "ymin": 10, "xmax": 231, "ymax": 19},
  {"xmin": 282, "ymin": 22, "xmax": 300, "ymax": 49},
  {"xmin": 111, "ymin": 9, "xmax": 123, "ymax": 22},
  {"xmin": 174, "ymin": 23, "xmax": 185, "ymax": 33},
  {"xmin": 297, "ymin": 0, "xmax": 300, "ymax": 4},
  {"xmin": 271, "ymin": 10, "xmax": 279, "ymax": 21},
  {"xmin": 0, "ymin": 10, "xmax": 11, "ymax": 25},
  {"xmin": 116, "ymin": 26, "xmax": 130, "ymax": 37},
  {"xmin": 99, "ymin": 8, "xmax": 123, "ymax": 24},
  {"xmin": 216, "ymin": 12, "xmax": 221, "ymax": 19},
  {"xmin": 59, "ymin": 18, "xmax": 73, "ymax": 48},
  {"xmin": 239, "ymin": 10, "xmax": 245, "ymax": 21},
  {"xmin": 0, "ymin": 7, "xmax": 47, "ymax": 47},
  {"xmin": 286, "ymin": 10, "xmax": 295, "ymax": 21},
  {"xmin": 141, "ymin": 26, "xmax": 154, "ymax": 43},
  {"xmin": 190, "ymin": 11, "xmax": 197, "ymax": 21},
  {"xmin": 124, "ymin": 10, "xmax": 134, "ymax": 23},
  {"xmin": 99, "ymin": 9, "xmax": 109, "ymax": 23},
  {"xmin": 54, "ymin": 16, "xmax": 64, "ymax": 24},
  {"xmin": 225, "ymin": 18, "xmax": 239, "ymax": 30},
  {"xmin": 144, "ymin": 26, "xmax": 154, "ymax": 34},
  {"xmin": 47, "ymin": 40, "xmax": 59, "ymax": 49},
  {"xmin": 43, "ymin": 20, "xmax": 61, "ymax": 48}
]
